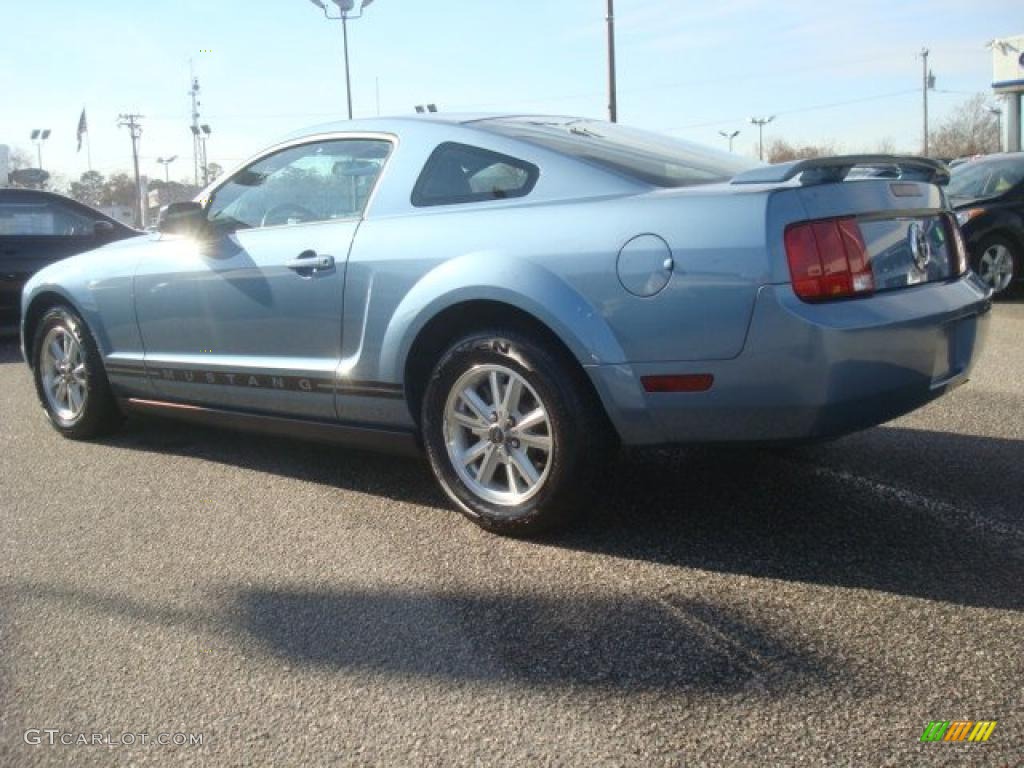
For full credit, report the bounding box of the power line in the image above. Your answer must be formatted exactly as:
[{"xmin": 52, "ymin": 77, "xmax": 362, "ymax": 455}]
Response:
[
  {"xmin": 137, "ymin": 52, "xmax": 941, "ymax": 123},
  {"xmin": 665, "ymin": 89, "xmax": 919, "ymax": 132},
  {"xmin": 446, "ymin": 50, "xmax": 932, "ymax": 111}
]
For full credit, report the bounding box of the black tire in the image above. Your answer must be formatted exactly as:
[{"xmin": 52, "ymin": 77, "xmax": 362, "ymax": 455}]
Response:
[
  {"xmin": 421, "ymin": 328, "xmax": 615, "ymax": 536},
  {"xmin": 971, "ymin": 233, "xmax": 1020, "ymax": 296},
  {"xmin": 31, "ymin": 305, "xmax": 122, "ymax": 439}
]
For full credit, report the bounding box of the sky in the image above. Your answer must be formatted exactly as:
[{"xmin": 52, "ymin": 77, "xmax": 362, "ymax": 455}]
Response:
[{"xmin": 1, "ymin": 0, "xmax": 1020, "ymax": 187}]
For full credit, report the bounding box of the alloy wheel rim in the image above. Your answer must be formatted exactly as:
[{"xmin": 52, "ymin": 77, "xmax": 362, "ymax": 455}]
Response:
[
  {"xmin": 41, "ymin": 325, "xmax": 88, "ymax": 422},
  {"xmin": 979, "ymin": 244, "xmax": 1013, "ymax": 293},
  {"xmin": 443, "ymin": 364, "xmax": 554, "ymax": 507}
]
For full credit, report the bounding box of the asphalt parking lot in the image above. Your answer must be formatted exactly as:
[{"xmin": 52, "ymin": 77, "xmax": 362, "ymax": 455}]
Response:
[{"xmin": 1, "ymin": 303, "xmax": 1022, "ymax": 767}]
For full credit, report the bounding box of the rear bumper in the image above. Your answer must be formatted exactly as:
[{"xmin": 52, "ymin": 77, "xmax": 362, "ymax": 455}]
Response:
[{"xmin": 587, "ymin": 274, "xmax": 993, "ymax": 445}]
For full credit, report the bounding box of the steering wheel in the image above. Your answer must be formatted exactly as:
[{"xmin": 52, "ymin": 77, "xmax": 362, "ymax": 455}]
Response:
[{"xmin": 261, "ymin": 203, "xmax": 317, "ymax": 228}]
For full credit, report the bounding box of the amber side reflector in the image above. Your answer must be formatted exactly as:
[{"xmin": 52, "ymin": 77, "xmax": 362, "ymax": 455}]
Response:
[{"xmin": 641, "ymin": 374, "xmax": 714, "ymax": 393}]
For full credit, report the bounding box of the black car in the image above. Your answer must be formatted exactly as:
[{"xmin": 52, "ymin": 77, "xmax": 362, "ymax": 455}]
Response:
[
  {"xmin": 948, "ymin": 153, "xmax": 1024, "ymax": 296},
  {"xmin": 0, "ymin": 188, "xmax": 139, "ymax": 330}
]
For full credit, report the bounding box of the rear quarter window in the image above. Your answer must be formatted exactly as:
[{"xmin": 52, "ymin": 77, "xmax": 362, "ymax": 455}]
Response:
[{"xmin": 412, "ymin": 142, "xmax": 539, "ymax": 207}]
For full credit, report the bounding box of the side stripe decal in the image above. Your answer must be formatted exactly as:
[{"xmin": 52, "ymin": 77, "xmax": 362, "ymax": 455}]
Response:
[{"xmin": 105, "ymin": 361, "xmax": 404, "ymax": 399}]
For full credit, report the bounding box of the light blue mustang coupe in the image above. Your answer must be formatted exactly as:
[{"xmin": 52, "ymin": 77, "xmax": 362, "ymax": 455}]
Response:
[{"xmin": 21, "ymin": 115, "xmax": 991, "ymax": 534}]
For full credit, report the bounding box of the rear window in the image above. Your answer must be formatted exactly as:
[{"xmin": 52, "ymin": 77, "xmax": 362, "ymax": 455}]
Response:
[
  {"xmin": 948, "ymin": 156, "xmax": 1024, "ymax": 199},
  {"xmin": 0, "ymin": 201, "xmax": 96, "ymax": 236},
  {"xmin": 474, "ymin": 117, "xmax": 757, "ymax": 188}
]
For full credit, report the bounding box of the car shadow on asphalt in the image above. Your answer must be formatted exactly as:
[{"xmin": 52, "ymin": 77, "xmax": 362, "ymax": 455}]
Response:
[
  {"xmin": 100, "ymin": 412, "xmax": 1024, "ymax": 614},
  {"xmin": 233, "ymin": 587, "xmax": 839, "ymax": 692},
  {"xmin": 1, "ymin": 581, "xmax": 839, "ymax": 694},
  {"xmin": 547, "ymin": 436, "xmax": 1024, "ymax": 613}
]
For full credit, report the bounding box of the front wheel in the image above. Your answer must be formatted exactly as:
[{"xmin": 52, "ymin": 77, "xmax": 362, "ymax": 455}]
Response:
[
  {"xmin": 421, "ymin": 329, "xmax": 614, "ymax": 536},
  {"xmin": 972, "ymin": 234, "xmax": 1019, "ymax": 295},
  {"xmin": 32, "ymin": 305, "xmax": 122, "ymax": 439}
]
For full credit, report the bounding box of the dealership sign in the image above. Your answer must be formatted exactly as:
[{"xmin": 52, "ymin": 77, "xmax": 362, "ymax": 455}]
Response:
[{"xmin": 992, "ymin": 34, "xmax": 1024, "ymax": 91}]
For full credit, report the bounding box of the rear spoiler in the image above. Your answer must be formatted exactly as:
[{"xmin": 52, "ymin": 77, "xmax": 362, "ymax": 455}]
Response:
[{"xmin": 730, "ymin": 155, "xmax": 950, "ymax": 187}]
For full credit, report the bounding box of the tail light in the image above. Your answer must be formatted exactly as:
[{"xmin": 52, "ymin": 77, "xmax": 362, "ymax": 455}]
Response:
[
  {"xmin": 947, "ymin": 213, "xmax": 969, "ymax": 276},
  {"xmin": 784, "ymin": 217, "xmax": 874, "ymax": 301}
]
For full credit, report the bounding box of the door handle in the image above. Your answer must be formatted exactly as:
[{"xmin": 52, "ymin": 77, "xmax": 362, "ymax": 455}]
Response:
[{"xmin": 285, "ymin": 250, "xmax": 334, "ymax": 273}]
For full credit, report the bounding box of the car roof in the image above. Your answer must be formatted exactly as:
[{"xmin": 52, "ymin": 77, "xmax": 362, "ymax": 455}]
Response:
[{"xmin": 281, "ymin": 113, "xmax": 581, "ymax": 141}]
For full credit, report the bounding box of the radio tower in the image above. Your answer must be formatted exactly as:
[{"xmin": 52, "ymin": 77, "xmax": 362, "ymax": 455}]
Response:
[{"xmin": 189, "ymin": 63, "xmax": 201, "ymax": 186}]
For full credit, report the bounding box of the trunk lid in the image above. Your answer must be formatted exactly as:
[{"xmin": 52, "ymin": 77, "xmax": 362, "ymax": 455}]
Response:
[{"xmin": 750, "ymin": 159, "xmax": 966, "ymax": 296}]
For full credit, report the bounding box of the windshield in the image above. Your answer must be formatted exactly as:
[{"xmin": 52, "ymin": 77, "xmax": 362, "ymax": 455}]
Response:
[
  {"xmin": 947, "ymin": 156, "xmax": 1024, "ymax": 199},
  {"xmin": 474, "ymin": 117, "xmax": 758, "ymax": 188}
]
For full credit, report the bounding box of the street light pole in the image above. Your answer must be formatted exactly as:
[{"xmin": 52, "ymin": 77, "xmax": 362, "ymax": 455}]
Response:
[
  {"xmin": 309, "ymin": 0, "xmax": 375, "ymax": 119},
  {"xmin": 719, "ymin": 130, "xmax": 740, "ymax": 152},
  {"xmin": 749, "ymin": 116, "xmax": 775, "ymax": 161},
  {"xmin": 606, "ymin": 0, "xmax": 617, "ymax": 123},
  {"xmin": 341, "ymin": 13, "xmax": 353, "ymax": 119},
  {"xmin": 157, "ymin": 156, "xmax": 178, "ymax": 183},
  {"xmin": 30, "ymin": 129, "xmax": 51, "ymax": 173},
  {"xmin": 988, "ymin": 105, "xmax": 1003, "ymax": 152}
]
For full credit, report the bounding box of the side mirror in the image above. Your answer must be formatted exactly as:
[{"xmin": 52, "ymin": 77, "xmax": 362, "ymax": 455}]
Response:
[
  {"xmin": 93, "ymin": 220, "xmax": 116, "ymax": 238},
  {"xmin": 158, "ymin": 201, "xmax": 208, "ymax": 237}
]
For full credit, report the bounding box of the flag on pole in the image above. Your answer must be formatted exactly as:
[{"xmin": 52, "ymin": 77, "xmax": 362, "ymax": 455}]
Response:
[{"xmin": 76, "ymin": 109, "xmax": 88, "ymax": 152}]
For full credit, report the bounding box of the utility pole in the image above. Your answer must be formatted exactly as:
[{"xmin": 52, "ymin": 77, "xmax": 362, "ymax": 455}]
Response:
[
  {"xmin": 921, "ymin": 47, "xmax": 932, "ymax": 156},
  {"xmin": 749, "ymin": 116, "xmax": 775, "ymax": 161},
  {"xmin": 118, "ymin": 114, "xmax": 145, "ymax": 229},
  {"xmin": 606, "ymin": 0, "xmax": 618, "ymax": 123}
]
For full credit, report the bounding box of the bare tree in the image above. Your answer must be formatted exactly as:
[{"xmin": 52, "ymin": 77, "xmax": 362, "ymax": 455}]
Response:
[
  {"xmin": 873, "ymin": 137, "xmax": 897, "ymax": 155},
  {"xmin": 765, "ymin": 139, "xmax": 838, "ymax": 164},
  {"xmin": 929, "ymin": 94, "xmax": 999, "ymax": 159}
]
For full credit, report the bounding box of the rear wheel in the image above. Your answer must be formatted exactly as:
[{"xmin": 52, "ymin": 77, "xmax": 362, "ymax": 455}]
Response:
[
  {"xmin": 972, "ymin": 234, "xmax": 1018, "ymax": 295},
  {"xmin": 32, "ymin": 305, "xmax": 122, "ymax": 439},
  {"xmin": 422, "ymin": 329, "xmax": 614, "ymax": 536}
]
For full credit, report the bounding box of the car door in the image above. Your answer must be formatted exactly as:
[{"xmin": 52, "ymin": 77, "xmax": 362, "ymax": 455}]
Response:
[{"xmin": 133, "ymin": 136, "xmax": 393, "ymax": 419}]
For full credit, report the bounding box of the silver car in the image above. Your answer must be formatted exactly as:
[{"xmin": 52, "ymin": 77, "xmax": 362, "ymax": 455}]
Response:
[{"xmin": 20, "ymin": 115, "xmax": 992, "ymax": 535}]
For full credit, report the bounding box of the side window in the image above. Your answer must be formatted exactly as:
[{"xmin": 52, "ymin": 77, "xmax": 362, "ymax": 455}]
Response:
[
  {"xmin": 412, "ymin": 142, "xmax": 539, "ymax": 207},
  {"xmin": 0, "ymin": 201, "xmax": 96, "ymax": 236},
  {"xmin": 205, "ymin": 138, "xmax": 392, "ymax": 231}
]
